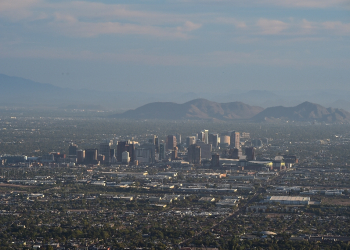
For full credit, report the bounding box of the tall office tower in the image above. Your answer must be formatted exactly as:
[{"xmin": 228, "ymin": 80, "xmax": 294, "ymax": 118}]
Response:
[
  {"xmin": 154, "ymin": 137, "xmax": 159, "ymax": 153},
  {"xmin": 186, "ymin": 136, "xmax": 196, "ymax": 146},
  {"xmin": 117, "ymin": 141, "xmax": 135, "ymax": 163},
  {"xmin": 148, "ymin": 135, "xmax": 156, "ymax": 145},
  {"xmin": 204, "ymin": 130, "xmax": 209, "ymax": 144},
  {"xmin": 110, "ymin": 148, "xmax": 116, "ymax": 163},
  {"xmin": 76, "ymin": 149, "xmax": 85, "ymax": 164},
  {"xmin": 85, "ymin": 149, "xmax": 98, "ymax": 164},
  {"xmin": 209, "ymin": 133, "xmax": 219, "ymax": 148},
  {"xmin": 128, "ymin": 143, "xmax": 135, "ymax": 163},
  {"xmin": 187, "ymin": 144, "xmax": 194, "ymax": 163},
  {"xmin": 68, "ymin": 143, "xmax": 78, "ymax": 157},
  {"xmin": 211, "ymin": 153, "xmax": 220, "ymax": 168},
  {"xmin": 220, "ymin": 135, "xmax": 230, "ymax": 147},
  {"xmin": 176, "ymin": 133, "xmax": 181, "ymax": 144},
  {"xmin": 195, "ymin": 141, "xmax": 212, "ymax": 159},
  {"xmin": 245, "ymin": 147, "xmax": 255, "ymax": 161},
  {"xmin": 197, "ymin": 131, "xmax": 205, "ymax": 142},
  {"xmin": 122, "ymin": 151, "xmax": 130, "ymax": 164},
  {"xmin": 97, "ymin": 154, "xmax": 105, "ymax": 163},
  {"xmin": 117, "ymin": 141, "xmax": 127, "ymax": 162},
  {"xmin": 142, "ymin": 143, "xmax": 156, "ymax": 163},
  {"xmin": 159, "ymin": 143, "xmax": 166, "ymax": 160},
  {"xmin": 110, "ymin": 148, "xmax": 115, "ymax": 159},
  {"xmin": 100, "ymin": 140, "xmax": 112, "ymax": 164},
  {"xmin": 188, "ymin": 144, "xmax": 201, "ymax": 164},
  {"xmin": 135, "ymin": 148, "xmax": 154, "ymax": 163},
  {"xmin": 230, "ymin": 131, "xmax": 240, "ymax": 149},
  {"xmin": 171, "ymin": 147, "xmax": 178, "ymax": 160},
  {"xmin": 51, "ymin": 152, "xmax": 66, "ymax": 162},
  {"xmin": 230, "ymin": 148, "xmax": 242, "ymax": 159},
  {"xmin": 167, "ymin": 135, "xmax": 177, "ymax": 150}
]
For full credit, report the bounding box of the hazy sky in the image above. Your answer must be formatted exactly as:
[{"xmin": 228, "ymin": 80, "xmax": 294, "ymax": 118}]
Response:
[{"xmin": 0, "ymin": 0, "xmax": 349, "ymax": 93}]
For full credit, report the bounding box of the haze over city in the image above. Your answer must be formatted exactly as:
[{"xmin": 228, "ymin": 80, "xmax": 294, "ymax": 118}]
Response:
[
  {"xmin": 2, "ymin": 2, "xmax": 350, "ymax": 249},
  {"xmin": 0, "ymin": 0, "xmax": 349, "ymax": 94}
]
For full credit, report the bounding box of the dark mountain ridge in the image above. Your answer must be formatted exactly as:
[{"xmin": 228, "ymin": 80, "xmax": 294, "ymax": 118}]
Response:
[
  {"xmin": 116, "ymin": 98, "xmax": 264, "ymax": 120},
  {"xmin": 0, "ymin": 74, "xmax": 64, "ymax": 92},
  {"xmin": 116, "ymin": 100, "xmax": 350, "ymax": 123},
  {"xmin": 1, "ymin": 73, "xmax": 350, "ymax": 122},
  {"xmin": 252, "ymin": 101, "xmax": 350, "ymax": 123}
]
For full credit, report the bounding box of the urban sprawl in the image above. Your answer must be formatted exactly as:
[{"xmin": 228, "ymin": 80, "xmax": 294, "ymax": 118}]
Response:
[{"xmin": 1, "ymin": 119, "xmax": 350, "ymax": 250}]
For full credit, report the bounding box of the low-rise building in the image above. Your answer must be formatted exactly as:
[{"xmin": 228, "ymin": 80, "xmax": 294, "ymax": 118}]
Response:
[{"xmin": 264, "ymin": 196, "xmax": 310, "ymax": 205}]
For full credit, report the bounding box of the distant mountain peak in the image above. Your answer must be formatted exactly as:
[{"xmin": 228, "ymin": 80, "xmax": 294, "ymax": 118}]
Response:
[
  {"xmin": 296, "ymin": 101, "xmax": 320, "ymax": 107},
  {"xmin": 114, "ymin": 99, "xmax": 264, "ymax": 120},
  {"xmin": 253, "ymin": 101, "xmax": 350, "ymax": 123}
]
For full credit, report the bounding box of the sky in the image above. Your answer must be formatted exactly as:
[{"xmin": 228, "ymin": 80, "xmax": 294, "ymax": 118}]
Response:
[{"xmin": 0, "ymin": 0, "xmax": 349, "ymax": 94}]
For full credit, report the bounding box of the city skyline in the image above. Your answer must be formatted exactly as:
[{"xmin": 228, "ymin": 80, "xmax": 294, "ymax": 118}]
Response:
[{"xmin": 0, "ymin": 0, "xmax": 349, "ymax": 93}]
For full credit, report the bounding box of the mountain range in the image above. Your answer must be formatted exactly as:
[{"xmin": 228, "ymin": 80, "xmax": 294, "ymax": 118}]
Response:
[
  {"xmin": 115, "ymin": 99, "xmax": 350, "ymax": 123},
  {"xmin": 1, "ymin": 73, "xmax": 350, "ymax": 122},
  {"xmin": 252, "ymin": 101, "xmax": 350, "ymax": 123},
  {"xmin": 115, "ymin": 99, "xmax": 263, "ymax": 120}
]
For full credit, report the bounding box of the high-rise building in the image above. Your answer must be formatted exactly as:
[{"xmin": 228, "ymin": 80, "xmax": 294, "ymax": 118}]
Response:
[
  {"xmin": 100, "ymin": 140, "xmax": 112, "ymax": 164},
  {"xmin": 186, "ymin": 136, "xmax": 196, "ymax": 146},
  {"xmin": 204, "ymin": 130, "xmax": 209, "ymax": 144},
  {"xmin": 117, "ymin": 141, "xmax": 135, "ymax": 163},
  {"xmin": 209, "ymin": 133, "xmax": 219, "ymax": 148},
  {"xmin": 146, "ymin": 135, "xmax": 159, "ymax": 159},
  {"xmin": 41, "ymin": 154, "xmax": 55, "ymax": 163},
  {"xmin": 135, "ymin": 148, "xmax": 153, "ymax": 163},
  {"xmin": 77, "ymin": 149, "xmax": 85, "ymax": 164},
  {"xmin": 122, "ymin": 151, "xmax": 130, "ymax": 164},
  {"xmin": 97, "ymin": 154, "xmax": 105, "ymax": 163},
  {"xmin": 232, "ymin": 148, "xmax": 243, "ymax": 159},
  {"xmin": 148, "ymin": 135, "xmax": 156, "ymax": 145},
  {"xmin": 188, "ymin": 144, "xmax": 201, "ymax": 164},
  {"xmin": 159, "ymin": 143, "xmax": 166, "ymax": 160},
  {"xmin": 211, "ymin": 153, "xmax": 220, "ymax": 168},
  {"xmin": 52, "ymin": 152, "xmax": 65, "ymax": 162},
  {"xmin": 245, "ymin": 147, "xmax": 255, "ymax": 161},
  {"xmin": 85, "ymin": 149, "xmax": 98, "ymax": 164},
  {"xmin": 110, "ymin": 148, "xmax": 115, "ymax": 158},
  {"xmin": 196, "ymin": 141, "xmax": 212, "ymax": 159},
  {"xmin": 154, "ymin": 137, "xmax": 159, "ymax": 153},
  {"xmin": 68, "ymin": 143, "xmax": 78, "ymax": 157},
  {"xmin": 176, "ymin": 133, "xmax": 181, "ymax": 144},
  {"xmin": 110, "ymin": 148, "xmax": 116, "ymax": 163},
  {"xmin": 230, "ymin": 131, "xmax": 240, "ymax": 149},
  {"xmin": 127, "ymin": 143, "xmax": 135, "ymax": 163},
  {"xmin": 167, "ymin": 135, "xmax": 177, "ymax": 150},
  {"xmin": 220, "ymin": 135, "xmax": 230, "ymax": 147},
  {"xmin": 198, "ymin": 131, "xmax": 205, "ymax": 142},
  {"xmin": 171, "ymin": 147, "xmax": 178, "ymax": 161},
  {"xmin": 141, "ymin": 143, "xmax": 156, "ymax": 163},
  {"xmin": 117, "ymin": 141, "xmax": 127, "ymax": 162}
]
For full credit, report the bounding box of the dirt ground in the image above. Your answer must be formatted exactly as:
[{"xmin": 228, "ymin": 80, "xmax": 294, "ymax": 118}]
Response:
[
  {"xmin": 321, "ymin": 197, "xmax": 350, "ymax": 206},
  {"xmin": 0, "ymin": 183, "xmax": 32, "ymax": 187}
]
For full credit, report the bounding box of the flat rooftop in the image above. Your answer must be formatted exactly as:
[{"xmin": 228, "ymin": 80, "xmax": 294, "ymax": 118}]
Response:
[{"xmin": 268, "ymin": 196, "xmax": 310, "ymax": 201}]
